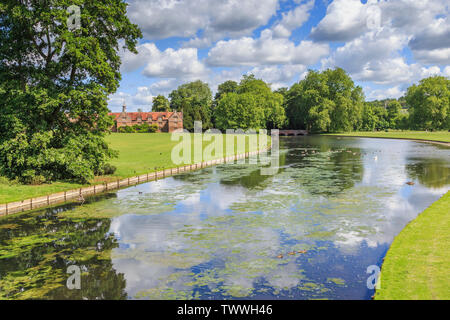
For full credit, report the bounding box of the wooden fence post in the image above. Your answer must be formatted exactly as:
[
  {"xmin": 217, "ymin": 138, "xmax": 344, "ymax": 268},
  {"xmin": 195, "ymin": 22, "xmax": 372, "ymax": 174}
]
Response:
[
  {"xmin": 30, "ymin": 198, "xmax": 33, "ymax": 210},
  {"xmin": 6, "ymin": 203, "xmax": 8, "ymax": 215},
  {"xmin": 94, "ymin": 185, "xmax": 96, "ymax": 195},
  {"xmin": 64, "ymin": 191, "xmax": 67, "ymax": 201},
  {"xmin": 47, "ymin": 195, "xmax": 50, "ymax": 206}
]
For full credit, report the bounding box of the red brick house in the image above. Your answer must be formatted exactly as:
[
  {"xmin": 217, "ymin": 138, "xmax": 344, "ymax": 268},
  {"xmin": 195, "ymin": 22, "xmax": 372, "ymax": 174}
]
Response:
[{"xmin": 109, "ymin": 104, "xmax": 183, "ymax": 133}]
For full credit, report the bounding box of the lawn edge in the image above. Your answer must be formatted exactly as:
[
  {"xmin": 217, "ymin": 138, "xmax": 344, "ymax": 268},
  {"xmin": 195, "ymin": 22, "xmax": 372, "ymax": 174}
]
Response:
[
  {"xmin": 0, "ymin": 146, "xmax": 271, "ymax": 217},
  {"xmin": 374, "ymin": 191, "xmax": 450, "ymax": 300}
]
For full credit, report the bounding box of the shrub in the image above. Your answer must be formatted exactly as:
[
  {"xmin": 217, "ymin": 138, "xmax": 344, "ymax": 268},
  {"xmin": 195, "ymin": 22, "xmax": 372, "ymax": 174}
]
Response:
[
  {"xmin": 149, "ymin": 124, "xmax": 159, "ymax": 133},
  {"xmin": 102, "ymin": 164, "xmax": 117, "ymax": 175},
  {"xmin": 118, "ymin": 124, "xmax": 159, "ymax": 133},
  {"xmin": 118, "ymin": 126, "xmax": 136, "ymax": 133}
]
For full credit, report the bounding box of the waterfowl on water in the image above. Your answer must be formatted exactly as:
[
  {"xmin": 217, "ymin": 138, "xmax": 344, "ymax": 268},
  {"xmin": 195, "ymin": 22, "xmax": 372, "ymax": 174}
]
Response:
[
  {"xmin": 406, "ymin": 181, "xmax": 415, "ymax": 186},
  {"xmin": 297, "ymin": 250, "xmax": 307, "ymax": 254},
  {"xmin": 277, "ymin": 254, "xmax": 283, "ymax": 259},
  {"xmin": 288, "ymin": 251, "xmax": 296, "ymax": 256}
]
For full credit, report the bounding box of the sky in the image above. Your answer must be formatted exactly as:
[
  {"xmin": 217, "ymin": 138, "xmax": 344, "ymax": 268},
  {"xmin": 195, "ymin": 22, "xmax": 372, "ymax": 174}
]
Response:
[{"xmin": 108, "ymin": 0, "xmax": 450, "ymax": 112}]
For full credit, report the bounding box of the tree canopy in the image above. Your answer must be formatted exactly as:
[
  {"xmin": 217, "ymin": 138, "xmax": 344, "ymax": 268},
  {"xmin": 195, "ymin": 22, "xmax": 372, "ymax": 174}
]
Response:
[
  {"xmin": 0, "ymin": 0, "xmax": 142, "ymax": 184},
  {"xmin": 214, "ymin": 75, "xmax": 286, "ymax": 131},
  {"xmin": 285, "ymin": 68, "xmax": 364, "ymax": 133},
  {"xmin": 407, "ymin": 76, "xmax": 450, "ymax": 130},
  {"xmin": 169, "ymin": 80, "xmax": 213, "ymax": 131},
  {"xmin": 152, "ymin": 95, "xmax": 170, "ymax": 112}
]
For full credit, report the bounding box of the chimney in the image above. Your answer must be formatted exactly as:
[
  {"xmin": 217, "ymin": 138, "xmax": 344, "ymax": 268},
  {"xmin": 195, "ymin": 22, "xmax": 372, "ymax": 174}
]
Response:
[{"xmin": 122, "ymin": 101, "xmax": 127, "ymax": 113}]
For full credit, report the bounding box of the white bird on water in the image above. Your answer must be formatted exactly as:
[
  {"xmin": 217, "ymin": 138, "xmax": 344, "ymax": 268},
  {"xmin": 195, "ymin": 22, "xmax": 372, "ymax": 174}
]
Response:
[{"xmin": 374, "ymin": 156, "xmax": 378, "ymax": 161}]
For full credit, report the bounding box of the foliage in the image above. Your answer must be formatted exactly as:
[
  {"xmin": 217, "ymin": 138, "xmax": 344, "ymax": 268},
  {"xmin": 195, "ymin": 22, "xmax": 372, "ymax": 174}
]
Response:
[
  {"xmin": 152, "ymin": 95, "xmax": 171, "ymax": 112},
  {"xmin": 214, "ymin": 80, "xmax": 238, "ymax": 102},
  {"xmin": 375, "ymin": 191, "xmax": 450, "ymax": 300},
  {"xmin": 285, "ymin": 68, "xmax": 364, "ymax": 133},
  {"xmin": 169, "ymin": 80, "xmax": 213, "ymax": 131},
  {"xmin": 0, "ymin": 0, "xmax": 142, "ymax": 184},
  {"xmin": 117, "ymin": 123, "xmax": 158, "ymax": 133},
  {"xmin": 214, "ymin": 75, "xmax": 287, "ymax": 131},
  {"xmin": 407, "ymin": 76, "xmax": 450, "ymax": 130}
]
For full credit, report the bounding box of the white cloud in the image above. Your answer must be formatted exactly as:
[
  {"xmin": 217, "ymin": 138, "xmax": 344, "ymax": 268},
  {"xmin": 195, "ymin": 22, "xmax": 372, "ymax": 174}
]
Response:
[
  {"xmin": 206, "ymin": 29, "xmax": 329, "ymax": 67},
  {"xmin": 248, "ymin": 64, "xmax": 307, "ymax": 90},
  {"xmin": 310, "ymin": 0, "xmax": 368, "ymax": 42},
  {"xmin": 128, "ymin": 0, "xmax": 278, "ymax": 44},
  {"xmin": 365, "ymin": 85, "xmax": 405, "ymax": 101},
  {"xmin": 443, "ymin": 66, "xmax": 450, "ymax": 78},
  {"xmin": 133, "ymin": 87, "xmax": 155, "ymax": 107},
  {"xmin": 412, "ymin": 48, "xmax": 450, "ymax": 65},
  {"xmin": 121, "ymin": 43, "xmax": 208, "ymax": 78},
  {"xmin": 311, "ymin": 0, "xmax": 448, "ymax": 43},
  {"xmin": 272, "ymin": 0, "xmax": 315, "ymax": 38}
]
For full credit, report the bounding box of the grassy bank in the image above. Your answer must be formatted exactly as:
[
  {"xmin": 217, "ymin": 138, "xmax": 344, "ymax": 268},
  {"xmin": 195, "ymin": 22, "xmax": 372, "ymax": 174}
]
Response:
[
  {"xmin": 323, "ymin": 131, "xmax": 450, "ymax": 143},
  {"xmin": 375, "ymin": 191, "xmax": 450, "ymax": 300},
  {"xmin": 0, "ymin": 133, "xmax": 267, "ymax": 203}
]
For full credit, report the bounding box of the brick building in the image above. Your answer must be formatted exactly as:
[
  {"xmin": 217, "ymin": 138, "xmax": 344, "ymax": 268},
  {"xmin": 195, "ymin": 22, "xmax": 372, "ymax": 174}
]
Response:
[{"xmin": 109, "ymin": 104, "xmax": 183, "ymax": 133}]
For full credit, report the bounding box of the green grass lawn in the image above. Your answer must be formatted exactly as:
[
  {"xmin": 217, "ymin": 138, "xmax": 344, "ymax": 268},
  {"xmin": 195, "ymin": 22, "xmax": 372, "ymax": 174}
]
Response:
[
  {"xmin": 0, "ymin": 133, "xmax": 267, "ymax": 203},
  {"xmin": 375, "ymin": 191, "xmax": 450, "ymax": 300},
  {"xmin": 323, "ymin": 131, "xmax": 450, "ymax": 143}
]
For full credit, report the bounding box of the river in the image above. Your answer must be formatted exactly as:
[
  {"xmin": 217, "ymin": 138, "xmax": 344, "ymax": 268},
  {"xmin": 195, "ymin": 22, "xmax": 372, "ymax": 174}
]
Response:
[{"xmin": 0, "ymin": 136, "xmax": 449, "ymax": 300}]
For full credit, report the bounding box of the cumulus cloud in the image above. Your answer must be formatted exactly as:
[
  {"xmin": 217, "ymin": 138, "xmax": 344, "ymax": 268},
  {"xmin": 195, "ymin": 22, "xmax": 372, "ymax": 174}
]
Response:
[
  {"xmin": 248, "ymin": 64, "xmax": 307, "ymax": 90},
  {"xmin": 365, "ymin": 85, "xmax": 405, "ymax": 101},
  {"xmin": 206, "ymin": 29, "xmax": 329, "ymax": 67},
  {"xmin": 121, "ymin": 43, "xmax": 208, "ymax": 78},
  {"xmin": 128, "ymin": 0, "xmax": 278, "ymax": 43},
  {"xmin": 310, "ymin": 0, "xmax": 370, "ymax": 42},
  {"xmin": 409, "ymin": 18, "xmax": 450, "ymax": 51},
  {"xmin": 272, "ymin": 0, "xmax": 316, "ymax": 38},
  {"xmin": 311, "ymin": 0, "xmax": 448, "ymax": 43}
]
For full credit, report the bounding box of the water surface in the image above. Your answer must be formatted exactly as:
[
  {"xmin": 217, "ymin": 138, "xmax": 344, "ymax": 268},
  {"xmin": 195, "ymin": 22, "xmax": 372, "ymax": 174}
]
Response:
[{"xmin": 1, "ymin": 136, "xmax": 449, "ymax": 300}]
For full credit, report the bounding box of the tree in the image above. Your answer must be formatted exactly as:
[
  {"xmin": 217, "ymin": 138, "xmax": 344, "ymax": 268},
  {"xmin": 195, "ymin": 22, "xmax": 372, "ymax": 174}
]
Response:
[
  {"xmin": 0, "ymin": 1, "xmax": 142, "ymax": 183},
  {"xmin": 213, "ymin": 75, "xmax": 286, "ymax": 131},
  {"xmin": 214, "ymin": 93, "xmax": 265, "ymax": 130},
  {"xmin": 214, "ymin": 80, "xmax": 238, "ymax": 102},
  {"xmin": 386, "ymin": 100, "xmax": 402, "ymax": 128},
  {"xmin": 285, "ymin": 68, "xmax": 364, "ymax": 133},
  {"xmin": 152, "ymin": 95, "xmax": 170, "ymax": 112},
  {"xmin": 169, "ymin": 80, "xmax": 213, "ymax": 131},
  {"xmin": 406, "ymin": 76, "xmax": 450, "ymax": 130}
]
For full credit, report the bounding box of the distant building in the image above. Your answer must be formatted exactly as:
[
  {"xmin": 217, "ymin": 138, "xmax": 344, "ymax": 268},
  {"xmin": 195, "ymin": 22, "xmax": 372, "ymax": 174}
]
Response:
[{"xmin": 109, "ymin": 103, "xmax": 183, "ymax": 133}]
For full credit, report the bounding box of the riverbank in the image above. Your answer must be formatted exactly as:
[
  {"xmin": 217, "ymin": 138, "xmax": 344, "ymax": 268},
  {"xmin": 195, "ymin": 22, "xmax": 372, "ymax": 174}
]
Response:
[
  {"xmin": 0, "ymin": 133, "xmax": 268, "ymax": 204},
  {"xmin": 322, "ymin": 131, "xmax": 450, "ymax": 146},
  {"xmin": 375, "ymin": 191, "xmax": 450, "ymax": 300}
]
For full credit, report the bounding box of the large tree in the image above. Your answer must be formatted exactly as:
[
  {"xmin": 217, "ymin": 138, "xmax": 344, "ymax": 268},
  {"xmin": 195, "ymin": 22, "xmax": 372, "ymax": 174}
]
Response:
[
  {"xmin": 169, "ymin": 80, "xmax": 213, "ymax": 131},
  {"xmin": 285, "ymin": 68, "xmax": 364, "ymax": 133},
  {"xmin": 214, "ymin": 75, "xmax": 286, "ymax": 131},
  {"xmin": 407, "ymin": 76, "xmax": 450, "ymax": 130},
  {"xmin": 0, "ymin": 0, "xmax": 141, "ymax": 183},
  {"xmin": 152, "ymin": 95, "xmax": 170, "ymax": 112}
]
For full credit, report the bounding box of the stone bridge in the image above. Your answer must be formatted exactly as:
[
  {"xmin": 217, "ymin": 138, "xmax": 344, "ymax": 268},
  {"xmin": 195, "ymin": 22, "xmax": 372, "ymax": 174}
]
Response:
[{"xmin": 278, "ymin": 130, "xmax": 309, "ymax": 136}]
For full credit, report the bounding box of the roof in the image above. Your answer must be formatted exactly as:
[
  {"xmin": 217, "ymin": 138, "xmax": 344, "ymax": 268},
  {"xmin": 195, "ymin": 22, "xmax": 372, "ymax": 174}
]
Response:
[{"xmin": 109, "ymin": 111, "xmax": 181, "ymax": 121}]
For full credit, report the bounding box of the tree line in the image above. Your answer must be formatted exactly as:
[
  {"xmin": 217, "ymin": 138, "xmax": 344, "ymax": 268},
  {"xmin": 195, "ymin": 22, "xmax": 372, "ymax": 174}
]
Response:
[{"xmin": 152, "ymin": 68, "xmax": 450, "ymax": 133}]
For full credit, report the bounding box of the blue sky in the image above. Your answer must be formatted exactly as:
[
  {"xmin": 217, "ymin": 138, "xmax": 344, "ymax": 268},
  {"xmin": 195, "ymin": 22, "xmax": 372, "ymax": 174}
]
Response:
[{"xmin": 109, "ymin": 0, "xmax": 450, "ymax": 112}]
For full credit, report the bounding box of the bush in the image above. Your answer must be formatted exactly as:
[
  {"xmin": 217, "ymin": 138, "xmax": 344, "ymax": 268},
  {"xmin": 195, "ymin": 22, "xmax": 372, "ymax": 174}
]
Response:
[
  {"xmin": 102, "ymin": 164, "xmax": 117, "ymax": 175},
  {"xmin": 118, "ymin": 126, "xmax": 136, "ymax": 133},
  {"xmin": 118, "ymin": 123, "xmax": 159, "ymax": 133},
  {"xmin": 149, "ymin": 124, "xmax": 159, "ymax": 133}
]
